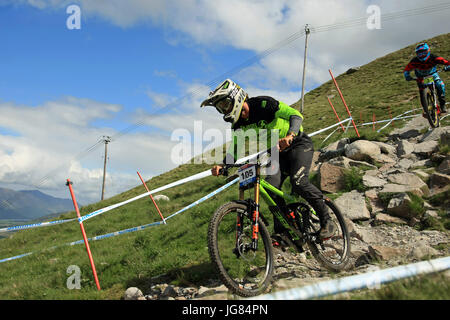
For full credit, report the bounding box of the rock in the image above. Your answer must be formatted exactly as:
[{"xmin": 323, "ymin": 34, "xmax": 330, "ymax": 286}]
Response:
[
  {"xmin": 408, "ymin": 243, "xmax": 439, "ymax": 260},
  {"xmin": 373, "ymin": 213, "xmax": 407, "ymax": 225},
  {"xmin": 154, "ymin": 195, "xmax": 170, "ymax": 201},
  {"xmin": 396, "ymin": 129, "xmax": 421, "ymax": 140},
  {"xmin": 362, "ymin": 174, "xmax": 387, "ymax": 188},
  {"xmin": 318, "ymin": 148, "xmax": 346, "ymax": 163},
  {"xmin": 161, "ymin": 285, "xmax": 178, "ymax": 298},
  {"xmin": 346, "ymin": 67, "xmax": 360, "ymax": 74},
  {"xmin": 379, "ymin": 183, "xmax": 424, "ymax": 197},
  {"xmin": 372, "ymin": 141, "xmax": 397, "ymax": 156},
  {"xmin": 429, "ymin": 172, "xmax": 450, "ymax": 193},
  {"xmin": 365, "ymin": 190, "xmax": 384, "ymax": 214},
  {"xmin": 319, "ymin": 163, "xmax": 346, "ymax": 193},
  {"xmin": 397, "ymin": 158, "xmax": 414, "ymax": 170},
  {"xmin": 322, "ymin": 138, "xmax": 350, "ymax": 152},
  {"xmin": 386, "ymin": 172, "xmax": 430, "ymax": 196},
  {"xmin": 124, "ymin": 287, "xmax": 144, "ymax": 300},
  {"xmin": 386, "ymin": 193, "xmax": 418, "ymax": 220},
  {"xmin": 412, "ymin": 169, "xmax": 430, "ymax": 180},
  {"xmin": 441, "ymin": 131, "xmax": 450, "ymax": 145},
  {"xmin": 328, "ymin": 156, "xmax": 377, "ymax": 170},
  {"xmin": 418, "ymin": 126, "xmax": 450, "ymax": 143},
  {"xmin": 423, "ymin": 210, "xmax": 439, "ymax": 219},
  {"xmin": 345, "ymin": 140, "xmax": 381, "ymax": 161},
  {"xmin": 334, "ymin": 190, "xmax": 371, "ymax": 221},
  {"xmin": 396, "ymin": 140, "xmax": 415, "ymax": 157},
  {"xmin": 352, "ymin": 225, "xmax": 379, "ymax": 243},
  {"xmin": 368, "ymin": 245, "xmax": 406, "ymax": 261},
  {"xmin": 371, "ymin": 153, "xmax": 397, "ymax": 164},
  {"xmin": 196, "ymin": 286, "xmax": 215, "ymax": 298},
  {"xmin": 410, "ymin": 159, "xmax": 433, "ymax": 169},
  {"xmin": 413, "ymin": 140, "xmax": 439, "ymax": 156}
]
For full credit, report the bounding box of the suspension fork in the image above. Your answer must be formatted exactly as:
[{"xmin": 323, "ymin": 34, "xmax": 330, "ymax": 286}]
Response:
[{"xmin": 251, "ymin": 166, "xmax": 261, "ymax": 251}]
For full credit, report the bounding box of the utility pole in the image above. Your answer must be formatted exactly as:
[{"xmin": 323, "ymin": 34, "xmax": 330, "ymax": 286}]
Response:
[
  {"xmin": 101, "ymin": 136, "xmax": 111, "ymax": 201},
  {"xmin": 300, "ymin": 24, "xmax": 310, "ymax": 114}
]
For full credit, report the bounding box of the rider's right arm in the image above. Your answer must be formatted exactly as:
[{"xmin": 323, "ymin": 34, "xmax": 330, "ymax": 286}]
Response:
[{"xmin": 404, "ymin": 71, "xmax": 413, "ymax": 81}]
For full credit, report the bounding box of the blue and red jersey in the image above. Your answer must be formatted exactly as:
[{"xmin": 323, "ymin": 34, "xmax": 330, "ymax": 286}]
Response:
[{"xmin": 404, "ymin": 54, "xmax": 450, "ymax": 79}]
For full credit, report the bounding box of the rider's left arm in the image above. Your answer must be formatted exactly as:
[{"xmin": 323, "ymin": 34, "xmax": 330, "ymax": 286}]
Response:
[
  {"xmin": 434, "ymin": 56, "xmax": 450, "ymax": 66},
  {"xmin": 275, "ymin": 102, "xmax": 304, "ymax": 137}
]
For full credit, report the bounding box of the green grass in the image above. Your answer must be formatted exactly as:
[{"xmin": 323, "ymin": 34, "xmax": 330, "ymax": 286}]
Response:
[{"xmin": 342, "ymin": 167, "xmax": 367, "ymax": 192}]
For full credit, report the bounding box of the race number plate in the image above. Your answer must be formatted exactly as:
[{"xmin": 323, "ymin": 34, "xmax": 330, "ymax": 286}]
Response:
[
  {"xmin": 238, "ymin": 164, "xmax": 257, "ymax": 189},
  {"xmin": 423, "ymin": 76, "xmax": 434, "ymax": 85}
]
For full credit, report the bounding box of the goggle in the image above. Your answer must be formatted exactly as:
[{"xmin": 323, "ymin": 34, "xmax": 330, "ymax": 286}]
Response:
[
  {"xmin": 215, "ymin": 98, "xmax": 234, "ymax": 114},
  {"xmin": 416, "ymin": 50, "xmax": 429, "ymax": 57}
]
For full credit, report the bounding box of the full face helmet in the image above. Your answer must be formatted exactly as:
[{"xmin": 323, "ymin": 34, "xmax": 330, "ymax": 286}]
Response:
[
  {"xmin": 200, "ymin": 79, "xmax": 248, "ymax": 124},
  {"xmin": 415, "ymin": 43, "xmax": 431, "ymax": 62}
]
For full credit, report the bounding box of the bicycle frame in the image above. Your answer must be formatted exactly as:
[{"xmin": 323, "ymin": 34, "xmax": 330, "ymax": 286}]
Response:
[{"xmin": 236, "ymin": 163, "xmax": 317, "ymax": 250}]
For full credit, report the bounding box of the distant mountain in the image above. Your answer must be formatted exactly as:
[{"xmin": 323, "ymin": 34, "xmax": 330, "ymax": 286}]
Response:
[{"xmin": 0, "ymin": 187, "xmax": 74, "ymax": 220}]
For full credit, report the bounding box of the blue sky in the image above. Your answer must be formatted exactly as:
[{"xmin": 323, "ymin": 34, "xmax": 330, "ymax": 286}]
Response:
[
  {"xmin": 0, "ymin": 0, "xmax": 449, "ymax": 205},
  {"xmin": 0, "ymin": 4, "xmax": 253, "ymax": 115}
]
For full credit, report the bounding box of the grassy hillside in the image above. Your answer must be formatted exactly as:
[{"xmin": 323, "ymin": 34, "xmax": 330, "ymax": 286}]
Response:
[
  {"xmin": 0, "ymin": 33, "xmax": 449, "ymax": 300},
  {"xmin": 294, "ymin": 32, "xmax": 450, "ymax": 146}
]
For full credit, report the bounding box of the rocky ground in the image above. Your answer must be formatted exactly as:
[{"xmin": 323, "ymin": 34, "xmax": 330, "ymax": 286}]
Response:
[{"xmin": 124, "ymin": 116, "xmax": 450, "ymax": 301}]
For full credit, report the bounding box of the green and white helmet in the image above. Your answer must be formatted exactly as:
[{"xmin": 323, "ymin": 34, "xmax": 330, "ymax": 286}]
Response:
[{"xmin": 200, "ymin": 79, "xmax": 248, "ymax": 124}]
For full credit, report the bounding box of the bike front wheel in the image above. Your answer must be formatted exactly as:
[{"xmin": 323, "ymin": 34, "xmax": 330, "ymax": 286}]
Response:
[
  {"xmin": 420, "ymin": 87, "xmax": 440, "ymax": 128},
  {"xmin": 207, "ymin": 202, "xmax": 274, "ymax": 297}
]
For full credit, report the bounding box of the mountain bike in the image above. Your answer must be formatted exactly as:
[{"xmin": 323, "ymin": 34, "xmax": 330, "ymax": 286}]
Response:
[
  {"xmin": 207, "ymin": 153, "xmax": 351, "ymax": 297},
  {"xmin": 415, "ymin": 67, "xmax": 449, "ymax": 128}
]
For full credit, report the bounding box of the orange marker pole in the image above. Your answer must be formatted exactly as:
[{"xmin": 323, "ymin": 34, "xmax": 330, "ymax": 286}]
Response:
[
  {"xmin": 388, "ymin": 106, "xmax": 395, "ymax": 127},
  {"xmin": 373, "ymin": 113, "xmax": 376, "ymax": 131},
  {"xmin": 328, "ymin": 69, "xmax": 360, "ymax": 137},
  {"xmin": 66, "ymin": 179, "xmax": 101, "ymax": 291},
  {"xmin": 327, "ymin": 97, "xmax": 345, "ymax": 132},
  {"xmin": 137, "ymin": 171, "xmax": 166, "ymax": 224}
]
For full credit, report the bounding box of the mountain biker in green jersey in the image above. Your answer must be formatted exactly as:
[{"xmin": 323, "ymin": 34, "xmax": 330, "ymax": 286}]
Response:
[{"xmin": 200, "ymin": 79, "xmax": 337, "ymax": 240}]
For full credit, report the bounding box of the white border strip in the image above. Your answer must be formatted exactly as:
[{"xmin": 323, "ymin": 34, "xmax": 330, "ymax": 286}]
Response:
[{"xmin": 249, "ymin": 256, "xmax": 450, "ymax": 300}]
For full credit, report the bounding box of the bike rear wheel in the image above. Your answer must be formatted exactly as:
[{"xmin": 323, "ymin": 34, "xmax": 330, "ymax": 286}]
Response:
[
  {"xmin": 420, "ymin": 87, "xmax": 440, "ymax": 128},
  {"xmin": 304, "ymin": 199, "xmax": 351, "ymax": 271},
  {"xmin": 207, "ymin": 202, "xmax": 273, "ymax": 297}
]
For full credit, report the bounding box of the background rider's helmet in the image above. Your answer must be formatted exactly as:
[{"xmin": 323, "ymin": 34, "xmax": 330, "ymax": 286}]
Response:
[
  {"xmin": 415, "ymin": 43, "xmax": 431, "ymax": 62},
  {"xmin": 200, "ymin": 79, "xmax": 248, "ymax": 125}
]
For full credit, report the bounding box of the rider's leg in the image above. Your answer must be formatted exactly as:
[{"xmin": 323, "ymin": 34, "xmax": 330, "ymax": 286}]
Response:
[
  {"xmin": 264, "ymin": 160, "xmax": 288, "ymax": 234},
  {"xmin": 435, "ymin": 79, "xmax": 447, "ymax": 113},
  {"xmin": 285, "ymin": 135, "xmax": 332, "ymax": 233}
]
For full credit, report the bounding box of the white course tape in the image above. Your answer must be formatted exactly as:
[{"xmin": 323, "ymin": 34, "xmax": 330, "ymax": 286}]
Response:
[
  {"xmin": 79, "ymin": 169, "xmax": 212, "ymax": 223},
  {"xmin": 249, "ymin": 256, "xmax": 450, "ymax": 300},
  {"xmin": 0, "ymin": 218, "xmax": 77, "ymax": 234},
  {"xmin": 377, "ymin": 109, "xmax": 420, "ymax": 132},
  {"xmin": 359, "ymin": 115, "xmax": 417, "ymax": 127},
  {"xmin": 308, "ymin": 117, "xmax": 352, "ymax": 137},
  {"xmin": 0, "ymin": 178, "xmax": 239, "ymax": 264}
]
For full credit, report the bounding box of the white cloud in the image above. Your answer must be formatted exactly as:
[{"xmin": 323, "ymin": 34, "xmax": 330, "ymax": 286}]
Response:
[{"xmin": 17, "ymin": 0, "xmax": 450, "ymax": 90}]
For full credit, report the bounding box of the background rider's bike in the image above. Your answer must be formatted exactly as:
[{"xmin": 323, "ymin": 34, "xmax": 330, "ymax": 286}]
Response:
[
  {"xmin": 207, "ymin": 154, "xmax": 351, "ymax": 297},
  {"xmin": 414, "ymin": 67, "xmax": 449, "ymax": 128}
]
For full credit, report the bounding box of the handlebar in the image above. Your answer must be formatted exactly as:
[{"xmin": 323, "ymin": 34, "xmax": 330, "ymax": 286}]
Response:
[
  {"xmin": 217, "ymin": 146, "xmax": 277, "ymax": 176},
  {"xmin": 410, "ymin": 66, "xmax": 450, "ymax": 81}
]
